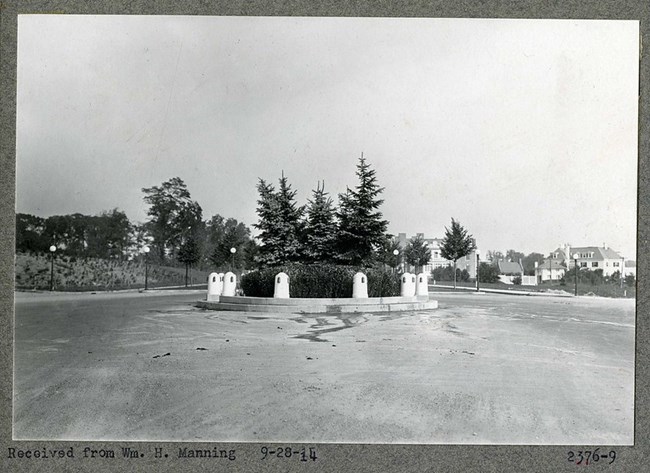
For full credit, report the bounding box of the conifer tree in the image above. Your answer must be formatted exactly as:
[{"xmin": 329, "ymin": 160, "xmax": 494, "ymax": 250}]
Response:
[
  {"xmin": 253, "ymin": 179, "xmax": 280, "ymax": 267},
  {"xmin": 303, "ymin": 181, "xmax": 338, "ymax": 263},
  {"xmin": 336, "ymin": 154, "xmax": 389, "ymax": 266},
  {"xmin": 439, "ymin": 218, "xmax": 476, "ymax": 288},
  {"xmin": 253, "ymin": 173, "xmax": 304, "ymax": 267}
]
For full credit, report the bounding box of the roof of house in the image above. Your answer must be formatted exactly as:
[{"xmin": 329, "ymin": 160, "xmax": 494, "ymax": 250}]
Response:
[
  {"xmin": 600, "ymin": 247, "xmax": 623, "ymax": 259},
  {"xmin": 539, "ymin": 259, "xmax": 565, "ymax": 270},
  {"xmin": 553, "ymin": 246, "xmax": 622, "ymax": 261},
  {"xmin": 498, "ymin": 260, "xmax": 523, "ymax": 275}
]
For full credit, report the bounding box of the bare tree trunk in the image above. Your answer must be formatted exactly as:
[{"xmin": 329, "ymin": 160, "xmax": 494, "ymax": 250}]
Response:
[{"xmin": 453, "ymin": 260, "xmax": 458, "ymax": 288}]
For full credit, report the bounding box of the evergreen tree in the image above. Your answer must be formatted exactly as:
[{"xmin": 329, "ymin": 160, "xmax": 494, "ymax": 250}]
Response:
[
  {"xmin": 253, "ymin": 173, "xmax": 304, "ymax": 267},
  {"xmin": 276, "ymin": 173, "xmax": 305, "ymax": 262},
  {"xmin": 253, "ymin": 179, "xmax": 280, "ymax": 267},
  {"xmin": 439, "ymin": 218, "xmax": 476, "ymax": 288},
  {"xmin": 336, "ymin": 155, "xmax": 389, "ymax": 266},
  {"xmin": 404, "ymin": 234, "xmax": 432, "ymax": 274},
  {"xmin": 303, "ymin": 181, "xmax": 338, "ymax": 263}
]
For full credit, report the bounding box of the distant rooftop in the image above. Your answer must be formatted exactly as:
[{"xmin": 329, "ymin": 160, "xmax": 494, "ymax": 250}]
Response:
[{"xmin": 498, "ymin": 260, "xmax": 523, "ymax": 275}]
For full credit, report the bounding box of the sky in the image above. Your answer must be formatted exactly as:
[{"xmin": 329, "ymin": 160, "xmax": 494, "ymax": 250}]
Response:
[{"xmin": 16, "ymin": 16, "xmax": 639, "ymax": 259}]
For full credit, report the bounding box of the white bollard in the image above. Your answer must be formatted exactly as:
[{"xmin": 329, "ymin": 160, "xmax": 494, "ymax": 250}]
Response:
[
  {"xmin": 222, "ymin": 271, "xmax": 237, "ymax": 297},
  {"xmin": 274, "ymin": 272, "xmax": 290, "ymax": 298},
  {"xmin": 207, "ymin": 272, "xmax": 222, "ymax": 300},
  {"xmin": 353, "ymin": 272, "xmax": 369, "ymax": 299},
  {"xmin": 416, "ymin": 272, "xmax": 429, "ymax": 297},
  {"xmin": 400, "ymin": 272, "xmax": 416, "ymax": 297}
]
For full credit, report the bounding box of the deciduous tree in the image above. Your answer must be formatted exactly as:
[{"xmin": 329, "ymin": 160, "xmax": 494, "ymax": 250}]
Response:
[
  {"xmin": 478, "ymin": 262, "xmax": 500, "ymax": 283},
  {"xmin": 522, "ymin": 252, "xmax": 545, "ymax": 276},
  {"xmin": 404, "ymin": 234, "xmax": 432, "ymax": 274},
  {"xmin": 141, "ymin": 177, "xmax": 203, "ymax": 262},
  {"xmin": 377, "ymin": 235, "xmax": 402, "ymax": 271}
]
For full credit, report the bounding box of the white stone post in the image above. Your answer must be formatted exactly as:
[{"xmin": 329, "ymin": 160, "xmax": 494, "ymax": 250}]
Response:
[
  {"xmin": 416, "ymin": 272, "xmax": 428, "ymax": 297},
  {"xmin": 400, "ymin": 272, "xmax": 416, "ymax": 297},
  {"xmin": 353, "ymin": 272, "xmax": 368, "ymax": 299},
  {"xmin": 222, "ymin": 271, "xmax": 237, "ymax": 296},
  {"xmin": 207, "ymin": 272, "xmax": 223, "ymax": 300},
  {"xmin": 274, "ymin": 272, "xmax": 290, "ymax": 298}
]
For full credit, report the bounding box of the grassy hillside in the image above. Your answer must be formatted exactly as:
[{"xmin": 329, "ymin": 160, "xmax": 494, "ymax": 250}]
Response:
[{"xmin": 15, "ymin": 252, "xmax": 212, "ymax": 291}]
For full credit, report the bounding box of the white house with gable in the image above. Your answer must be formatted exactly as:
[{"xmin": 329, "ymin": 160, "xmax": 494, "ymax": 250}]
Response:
[{"xmin": 535, "ymin": 244, "xmax": 626, "ymax": 282}]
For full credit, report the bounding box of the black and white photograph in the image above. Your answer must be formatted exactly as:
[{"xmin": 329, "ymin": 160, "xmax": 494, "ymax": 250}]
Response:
[{"xmin": 12, "ymin": 14, "xmax": 638, "ymax": 447}]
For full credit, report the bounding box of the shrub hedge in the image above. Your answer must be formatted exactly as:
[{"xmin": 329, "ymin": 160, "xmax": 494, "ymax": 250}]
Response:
[{"xmin": 240, "ymin": 264, "xmax": 401, "ymax": 298}]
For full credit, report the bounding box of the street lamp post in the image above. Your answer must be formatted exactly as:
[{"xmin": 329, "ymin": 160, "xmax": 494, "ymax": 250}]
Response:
[
  {"xmin": 573, "ymin": 253, "xmax": 579, "ymax": 296},
  {"xmin": 476, "ymin": 249, "xmax": 481, "ymax": 292},
  {"xmin": 144, "ymin": 246, "xmax": 150, "ymax": 290},
  {"xmin": 393, "ymin": 249, "xmax": 400, "ymax": 274},
  {"xmin": 230, "ymin": 247, "xmax": 237, "ymax": 272},
  {"xmin": 49, "ymin": 245, "xmax": 56, "ymax": 291}
]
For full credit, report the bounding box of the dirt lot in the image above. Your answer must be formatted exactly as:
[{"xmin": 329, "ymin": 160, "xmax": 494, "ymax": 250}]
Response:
[{"xmin": 13, "ymin": 290, "xmax": 635, "ymax": 444}]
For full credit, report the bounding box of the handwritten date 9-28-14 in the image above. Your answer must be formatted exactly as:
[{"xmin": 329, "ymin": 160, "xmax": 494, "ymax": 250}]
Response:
[{"xmin": 261, "ymin": 446, "xmax": 317, "ymax": 462}]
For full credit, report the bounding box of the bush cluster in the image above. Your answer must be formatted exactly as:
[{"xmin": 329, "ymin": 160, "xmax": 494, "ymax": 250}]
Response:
[
  {"xmin": 432, "ymin": 265, "xmax": 470, "ymax": 282},
  {"xmin": 240, "ymin": 264, "xmax": 400, "ymax": 298}
]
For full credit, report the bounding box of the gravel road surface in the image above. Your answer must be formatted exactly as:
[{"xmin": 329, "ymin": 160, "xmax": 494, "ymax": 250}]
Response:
[{"xmin": 13, "ymin": 290, "xmax": 635, "ymax": 444}]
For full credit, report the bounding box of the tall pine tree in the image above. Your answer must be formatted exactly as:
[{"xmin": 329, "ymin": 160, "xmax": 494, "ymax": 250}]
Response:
[
  {"xmin": 253, "ymin": 173, "xmax": 304, "ymax": 267},
  {"xmin": 336, "ymin": 154, "xmax": 389, "ymax": 266},
  {"xmin": 253, "ymin": 179, "xmax": 281, "ymax": 267},
  {"xmin": 303, "ymin": 181, "xmax": 338, "ymax": 263}
]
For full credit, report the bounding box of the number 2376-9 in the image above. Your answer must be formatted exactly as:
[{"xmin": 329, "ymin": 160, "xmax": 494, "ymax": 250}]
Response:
[{"xmin": 568, "ymin": 449, "xmax": 616, "ymax": 465}]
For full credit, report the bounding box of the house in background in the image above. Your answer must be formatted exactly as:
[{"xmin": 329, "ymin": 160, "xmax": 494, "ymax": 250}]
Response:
[
  {"xmin": 535, "ymin": 243, "xmax": 626, "ymax": 281},
  {"xmin": 624, "ymin": 260, "xmax": 636, "ymax": 277},
  {"xmin": 497, "ymin": 260, "xmax": 524, "ymax": 284},
  {"xmin": 398, "ymin": 232, "xmax": 483, "ymax": 279},
  {"xmin": 456, "ymin": 249, "xmax": 480, "ymax": 279},
  {"xmin": 535, "ymin": 258, "xmax": 566, "ymax": 283},
  {"xmin": 397, "ymin": 233, "xmax": 452, "ymax": 274}
]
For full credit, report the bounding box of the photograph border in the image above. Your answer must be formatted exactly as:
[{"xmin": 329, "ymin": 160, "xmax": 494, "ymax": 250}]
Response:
[{"xmin": 1, "ymin": 1, "xmax": 647, "ymax": 472}]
